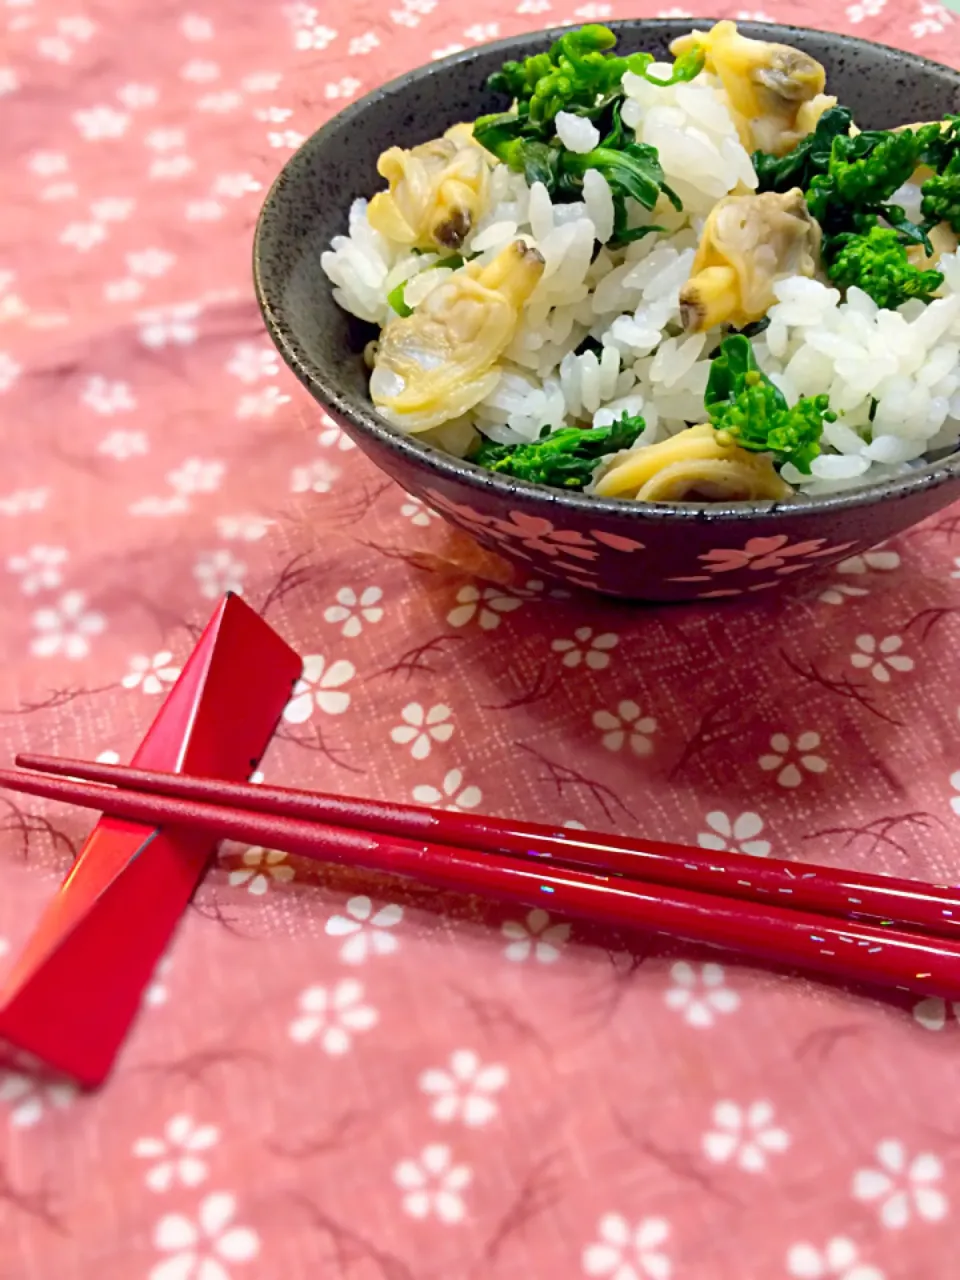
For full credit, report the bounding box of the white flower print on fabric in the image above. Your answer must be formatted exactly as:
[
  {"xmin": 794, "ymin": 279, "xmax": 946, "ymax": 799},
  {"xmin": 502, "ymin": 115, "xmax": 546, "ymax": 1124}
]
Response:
[
  {"xmin": 846, "ymin": 0, "xmax": 886, "ymax": 20},
  {"xmin": 324, "ymin": 586, "xmax": 384, "ymax": 638},
  {"xmin": 81, "ymin": 376, "xmax": 135, "ymax": 414},
  {"xmin": 391, "ymin": 703, "xmax": 454, "ymax": 760},
  {"xmin": 138, "ymin": 302, "xmax": 201, "ymax": 348},
  {"xmin": 122, "ymin": 651, "xmax": 181, "ymax": 695},
  {"xmin": 226, "ymin": 343, "xmax": 280, "ymax": 383},
  {"xmin": 912, "ymin": 2, "xmax": 953, "ymax": 38},
  {"xmin": 0, "ymin": 351, "xmax": 21, "ymax": 392},
  {"xmin": 913, "ymin": 995, "xmax": 960, "ymax": 1030},
  {"xmin": 116, "ymin": 82, "xmax": 159, "ymax": 109},
  {"xmin": 575, "ymin": 1, "xmax": 613, "ymax": 15},
  {"xmin": 819, "ymin": 581, "xmax": 869, "ymax": 606},
  {"xmin": 181, "ymin": 13, "xmax": 214, "ymax": 39},
  {"xmin": 236, "ymin": 386, "xmax": 291, "ymax": 418},
  {"xmin": 697, "ymin": 812, "xmax": 770, "ymax": 857},
  {"xmin": 105, "ymin": 278, "xmax": 144, "ymax": 302},
  {"xmin": 702, "ymin": 1100, "xmax": 791, "ymax": 1172},
  {"xmin": 502, "ymin": 908, "xmax": 571, "ymax": 963},
  {"xmin": 0, "ymin": 67, "xmax": 19, "ymax": 95},
  {"xmin": 852, "ymin": 1141, "xmax": 947, "ymax": 1228},
  {"xmin": 215, "ymin": 514, "xmax": 273, "ymax": 542},
  {"xmin": 134, "ymin": 1115, "xmax": 220, "ymax": 1192},
  {"xmin": 181, "ymin": 58, "xmax": 219, "ymax": 82},
  {"xmin": 254, "ymin": 107, "xmax": 293, "ymax": 123},
  {"xmin": 0, "ymin": 1072, "xmax": 77, "ymax": 1128},
  {"xmin": 582, "ymin": 1214, "xmax": 671, "ymax": 1280},
  {"xmin": 127, "ymin": 248, "xmax": 176, "ymax": 278},
  {"xmin": 446, "ymin": 583, "xmax": 523, "ymax": 631},
  {"xmin": 242, "ymin": 72, "xmax": 283, "ymax": 93},
  {"xmin": 73, "ymin": 105, "xmax": 129, "ymax": 139},
  {"xmin": 464, "ymin": 22, "xmax": 499, "ymax": 40},
  {"xmin": 787, "ymin": 1237, "xmax": 885, "ymax": 1280},
  {"xmin": 146, "ymin": 128, "xmax": 187, "ymax": 152},
  {"xmin": 267, "ymin": 129, "xmax": 306, "ymax": 149},
  {"xmin": 318, "ymin": 414, "xmax": 356, "ymax": 450},
  {"xmin": 150, "ymin": 154, "xmax": 196, "ymax": 180},
  {"xmin": 99, "ymin": 429, "xmax": 149, "ymax": 459},
  {"xmin": 90, "ymin": 196, "xmax": 135, "ymax": 223},
  {"xmin": 168, "ymin": 458, "xmax": 224, "ymax": 495},
  {"xmin": 419, "ymin": 1050, "xmax": 508, "ymax": 1127},
  {"xmin": 30, "ymin": 591, "xmax": 105, "ymax": 659},
  {"xmin": 186, "ymin": 197, "xmax": 224, "ymax": 220},
  {"xmin": 284, "ymin": 654, "xmax": 355, "ymax": 721},
  {"xmin": 130, "ymin": 495, "xmax": 190, "ymax": 518},
  {"xmin": 325, "ymin": 896, "xmax": 403, "ymax": 964},
  {"xmin": 412, "ymin": 769, "xmax": 481, "ymax": 812},
  {"xmin": 664, "ymin": 961, "xmax": 739, "ymax": 1027},
  {"xmin": 758, "ymin": 732, "xmax": 827, "ymax": 788},
  {"xmin": 0, "ymin": 488, "xmax": 48, "ymax": 516},
  {"xmin": 850, "ymin": 635, "xmax": 914, "ymax": 683},
  {"xmin": 289, "ymin": 979, "xmax": 378, "ymax": 1053},
  {"xmin": 348, "ymin": 31, "xmax": 379, "ymax": 54},
  {"xmin": 293, "ymin": 24, "xmax": 337, "ymax": 52},
  {"xmin": 432, "ymin": 44, "xmax": 467, "ymax": 59},
  {"xmin": 393, "ymin": 1145, "xmax": 472, "ymax": 1224},
  {"xmin": 324, "ymin": 77, "xmax": 361, "ymax": 101},
  {"xmin": 593, "ymin": 701, "xmax": 657, "ymax": 755},
  {"xmin": 59, "ymin": 221, "xmax": 107, "ymax": 252},
  {"xmin": 212, "ymin": 173, "xmax": 262, "ymax": 199},
  {"xmin": 28, "ymin": 152, "xmax": 70, "ymax": 178},
  {"xmin": 227, "ymin": 847, "xmax": 294, "ymax": 895},
  {"xmin": 151, "ymin": 1193, "xmax": 259, "ymax": 1280},
  {"xmin": 552, "ymin": 627, "xmax": 618, "ymax": 669},
  {"xmin": 290, "ymin": 459, "xmax": 339, "ymax": 494},
  {"xmin": 7, "ymin": 545, "xmax": 67, "ymax": 594},
  {"xmin": 193, "ymin": 549, "xmax": 246, "ymax": 599},
  {"xmin": 400, "ymin": 493, "xmax": 435, "ymax": 526}
]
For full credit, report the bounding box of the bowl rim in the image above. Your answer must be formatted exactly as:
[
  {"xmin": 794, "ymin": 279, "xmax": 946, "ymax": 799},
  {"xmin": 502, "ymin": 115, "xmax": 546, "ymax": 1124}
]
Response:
[{"xmin": 254, "ymin": 17, "xmax": 960, "ymax": 525}]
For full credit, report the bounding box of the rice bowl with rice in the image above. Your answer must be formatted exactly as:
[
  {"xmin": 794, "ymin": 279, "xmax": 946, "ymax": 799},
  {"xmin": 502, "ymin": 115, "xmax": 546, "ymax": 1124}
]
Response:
[{"xmin": 319, "ymin": 20, "xmax": 960, "ymax": 504}]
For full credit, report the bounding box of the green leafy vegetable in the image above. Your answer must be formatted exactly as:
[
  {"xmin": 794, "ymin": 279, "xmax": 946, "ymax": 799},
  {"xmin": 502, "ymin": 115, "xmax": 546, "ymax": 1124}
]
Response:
[
  {"xmin": 806, "ymin": 128, "xmax": 925, "ymax": 235},
  {"xmin": 471, "ymin": 414, "xmax": 645, "ymax": 489},
  {"xmin": 705, "ymin": 335, "xmax": 835, "ymax": 475},
  {"xmin": 753, "ymin": 106, "xmax": 853, "ymax": 194},
  {"xmin": 921, "ymin": 150, "xmax": 960, "ymax": 233},
  {"xmin": 826, "ymin": 224, "xmax": 943, "ymax": 310}
]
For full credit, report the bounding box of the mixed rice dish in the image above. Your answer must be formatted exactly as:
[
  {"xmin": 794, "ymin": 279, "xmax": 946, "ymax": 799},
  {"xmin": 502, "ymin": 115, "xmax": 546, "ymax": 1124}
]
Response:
[{"xmin": 322, "ymin": 21, "xmax": 960, "ymax": 502}]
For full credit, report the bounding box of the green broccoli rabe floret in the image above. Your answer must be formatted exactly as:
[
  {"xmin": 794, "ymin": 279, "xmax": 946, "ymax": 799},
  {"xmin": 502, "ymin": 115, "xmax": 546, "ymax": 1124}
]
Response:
[
  {"xmin": 806, "ymin": 129, "xmax": 924, "ymax": 233},
  {"xmin": 704, "ymin": 335, "xmax": 834, "ymax": 475},
  {"xmin": 753, "ymin": 105, "xmax": 853, "ymax": 194},
  {"xmin": 826, "ymin": 225, "xmax": 943, "ymax": 310},
  {"xmin": 922, "ymin": 151, "xmax": 960, "ymax": 232},
  {"xmin": 472, "ymin": 414, "xmax": 645, "ymax": 489}
]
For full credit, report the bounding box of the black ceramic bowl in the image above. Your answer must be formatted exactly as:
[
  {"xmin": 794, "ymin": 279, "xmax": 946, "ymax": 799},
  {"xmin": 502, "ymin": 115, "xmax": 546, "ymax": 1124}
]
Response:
[{"xmin": 255, "ymin": 21, "xmax": 960, "ymax": 601}]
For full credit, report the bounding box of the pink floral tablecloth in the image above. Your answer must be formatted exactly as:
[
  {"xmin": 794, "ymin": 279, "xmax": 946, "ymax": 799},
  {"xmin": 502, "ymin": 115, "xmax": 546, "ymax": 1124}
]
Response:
[{"xmin": 4, "ymin": 0, "xmax": 960, "ymax": 1276}]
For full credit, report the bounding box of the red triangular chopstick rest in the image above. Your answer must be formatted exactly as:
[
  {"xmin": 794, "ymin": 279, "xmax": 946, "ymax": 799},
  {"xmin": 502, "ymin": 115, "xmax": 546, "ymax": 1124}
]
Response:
[{"xmin": 0, "ymin": 593, "xmax": 302, "ymax": 1087}]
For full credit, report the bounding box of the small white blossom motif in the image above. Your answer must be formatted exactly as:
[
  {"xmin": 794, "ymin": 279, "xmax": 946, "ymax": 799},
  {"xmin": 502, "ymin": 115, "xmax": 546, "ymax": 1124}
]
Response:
[
  {"xmin": 146, "ymin": 128, "xmax": 186, "ymax": 152},
  {"xmin": 552, "ymin": 627, "xmax": 618, "ymax": 670},
  {"xmin": 31, "ymin": 591, "xmax": 105, "ymax": 659},
  {"xmin": 324, "ymin": 77, "xmax": 361, "ymax": 100},
  {"xmin": 167, "ymin": 457, "xmax": 223, "ymax": 495},
  {"xmin": 193, "ymin": 549, "xmax": 246, "ymax": 599},
  {"xmin": 138, "ymin": 302, "xmax": 201, "ymax": 348},
  {"xmin": 0, "ymin": 487, "xmax": 48, "ymax": 516},
  {"xmin": 850, "ymin": 635, "xmax": 914, "ymax": 683},
  {"xmin": 212, "ymin": 173, "xmax": 262, "ymax": 198},
  {"xmin": 227, "ymin": 847, "xmax": 294, "ymax": 895},
  {"xmin": 7, "ymin": 545, "xmax": 67, "ymax": 594},
  {"xmin": 391, "ymin": 703, "xmax": 454, "ymax": 760},
  {"xmin": 412, "ymin": 769, "xmax": 481, "ymax": 812},
  {"xmin": 73, "ymin": 105, "xmax": 129, "ymax": 139},
  {"xmin": 236, "ymin": 386, "xmax": 291, "ymax": 418},
  {"xmin": 242, "ymin": 72, "xmax": 282, "ymax": 92},
  {"xmin": 839, "ymin": 544, "xmax": 900, "ymax": 575},
  {"xmin": 325, "ymin": 895, "xmax": 403, "ymax": 964},
  {"xmin": 758, "ymin": 732, "xmax": 827, "ymax": 788},
  {"xmin": 419, "ymin": 1050, "xmax": 508, "ymax": 1127},
  {"xmin": 517, "ymin": 0, "xmax": 552, "ymax": 11},
  {"xmin": 116, "ymin": 82, "xmax": 159, "ymax": 109},
  {"xmin": 284, "ymin": 654, "xmax": 355, "ymax": 721},
  {"xmin": 215, "ymin": 514, "xmax": 273, "ymax": 541},
  {"xmin": 127, "ymin": 248, "xmax": 176, "ymax": 278},
  {"xmin": 446, "ymin": 583, "xmax": 523, "ymax": 631},
  {"xmin": 293, "ymin": 24, "xmax": 337, "ymax": 51},
  {"xmin": 664, "ymin": 961, "xmax": 739, "ymax": 1028},
  {"xmin": 0, "ymin": 1072, "xmax": 77, "ymax": 1127},
  {"xmin": 464, "ymin": 21, "xmax": 499, "ymax": 39},
  {"xmin": 846, "ymin": 0, "xmax": 887, "ymax": 21},
  {"xmin": 318, "ymin": 416, "xmax": 356, "ymax": 450},
  {"xmin": 122, "ymin": 650, "xmax": 181, "ymax": 695},
  {"xmin": 911, "ymin": 1, "xmax": 953, "ymax": 38},
  {"xmin": 81, "ymin": 375, "xmax": 135, "ymax": 415},
  {"xmin": 324, "ymin": 586, "xmax": 384, "ymax": 637},
  {"xmin": 393, "ymin": 1145, "xmax": 472, "ymax": 1224},
  {"xmin": 0, "ymin": 350, "xmax": 21, "ymax": 393},
  {"xmin": 348, "ymin": 31, "xmax": 379, "ymax": 54},
  {"xmin": 181, "ymin": 13, "xmax": 214, "ymax": 39},
  {"xmin": 582, "ymin": 1214, "xmax": 671, "ymax": 1280},
  {"xmin": 60, "ymin": 221, "xmax": 107, "ymax": 251},
  {"xmin": 181, "ymin": 58, "xmax": 219, "ymax": 82},
  {"xmin": 0, "ymin": 67, "xmax": 18, "ymax": 96},
  {"xmin": 254, "ymin": 106, "xmax": 292, "ymax": 123},
  {"xmin": 575, "ymin": 1, "xmax": 612, "ymax": 15},
  {"xmin": 267, "ymin": 129, "xmax": 306, "ymax": 149},
  {"xmin": 185, "ymin": 197, "xmax": 224, "ymax": 220},
  {"xmin": 150, "ymin": 154, "xmax": 195, "ymax": 180},
  {"xmin": 401, "ymin": 494, "xmax": 436, "ymax": 526},
  {"xmin": 787, "ymin": 1237, "xmax": 885, "ymax": 1280},
  {"xmin": 90, "ymin": 196, "xmax": 135, "ymax": 222},
  {"xmin": 290, "ymin": 459, "xmax": 341, "ymax": 495},
  {"xmin": 702, "ymin": 1100, "xmax": 791, "ymax": 1172},
  {"xmin": 134, "ymin": 1115, "xmax": 219, "ymax": 1192},
  {"xmin": 852, "ymin": 1141, "xmax": 947, "ymax": 1228},
  {"xmin": 226, "ymin": 342, "xmax": 280, "ymax": 383},
  {"xmin": 98, "ymin": 429, "xmax": 149, "ymax": 459},
  {"xmin": 130, "ymin": 494, "xmax": 190, "ymax": 517},
  {"xmin": 28, "ymin": 151, "xmax": 69, "ymax": 177},
  {"xmin": 104, "ymin": 278, "xmax": 144, "ymax": 302},
  {"xmin": 289, "ymin": 979, "xmax": 378, "ymax": 1053},
  {"xmin": 432, "ymin": 43, "xmax": 466, "ymax": 58},
  {"xmin": 151, "ymin": 1193, "xmax": 259, "ymax": 1280},
  {"xmin": 697, "ymin": 812, "xmax": 770, "ymax": 857},
  {"xmin": 502, "ymin": 908, "xmax": 570, "ymax": 963},
  {"xmin": 592, "ymin": 701, "xmax": 657, "ymax": 755},
  {"xmin": 819, "ymin": 581, "xmax": 869, "ymax": 606},
  {"xmin": 913, "ymin": 995, "xmax": 960, "ymax": 1030}
]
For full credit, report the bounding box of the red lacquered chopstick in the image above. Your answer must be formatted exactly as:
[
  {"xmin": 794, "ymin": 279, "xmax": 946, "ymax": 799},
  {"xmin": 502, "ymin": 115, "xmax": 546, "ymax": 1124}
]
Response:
[
  {"xmin": 3, "ymin": 765, "xmax": 960, "ymax": 1002},
  {"xmin": 15, "ymin": 753, "xmax": 960, "ymax": 942}
]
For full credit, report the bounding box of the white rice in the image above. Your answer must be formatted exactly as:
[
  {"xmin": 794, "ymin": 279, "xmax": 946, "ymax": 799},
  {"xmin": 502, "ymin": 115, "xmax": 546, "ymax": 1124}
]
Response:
[{"xmin": 320, "ymin": 64, "xmax": 960, "ymax": 496}]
